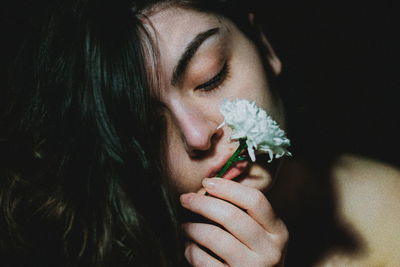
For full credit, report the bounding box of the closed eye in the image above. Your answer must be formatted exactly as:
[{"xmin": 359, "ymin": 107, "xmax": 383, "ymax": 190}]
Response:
[{"xmin": 195, "ymin": 62, "xmax": 229, "ymax": 92}]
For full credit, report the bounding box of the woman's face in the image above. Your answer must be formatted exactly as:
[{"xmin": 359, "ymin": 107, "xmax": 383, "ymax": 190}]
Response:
[{"xmin": 147, "ymin": 6, "xmax": 285, "ymax": 194}]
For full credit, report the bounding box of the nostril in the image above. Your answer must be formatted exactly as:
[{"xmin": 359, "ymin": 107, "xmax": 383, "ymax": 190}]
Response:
[
  {"xmin": 189, "ymin": 149, "xmax": 210, "ymax": 159},
  {"xmin": 211, "ymin": 127, "xmax": 223, "ymax": 144},
  {"xmin": 188, "ymin": 127, "xmax": 223, "ymax": 159}
]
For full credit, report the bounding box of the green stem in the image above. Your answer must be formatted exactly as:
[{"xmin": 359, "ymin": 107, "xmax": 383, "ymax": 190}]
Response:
[
  {"xmin": 216, "ymin": 138, "xmax": 248, "ymax": 177},
  {"xmin": 205, "ymin": 138, "xmax": 247, "ymax": 196}
]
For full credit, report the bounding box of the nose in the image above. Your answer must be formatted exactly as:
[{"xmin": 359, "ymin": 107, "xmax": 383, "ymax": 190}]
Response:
[{"xmin": 173, "ymin": 103, "xmax": 222, "ymax": 157}]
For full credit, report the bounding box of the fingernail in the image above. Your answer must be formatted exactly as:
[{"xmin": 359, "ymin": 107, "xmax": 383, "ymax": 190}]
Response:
[
  {"xmin": 202, "ymin": 178, "xmax": 216, "ymax": 189},
  {"xmin": 180, "ymin": 193, "xmax": 194, "ymax": 205}
]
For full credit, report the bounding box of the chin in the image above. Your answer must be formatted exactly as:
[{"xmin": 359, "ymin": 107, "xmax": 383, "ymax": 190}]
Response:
[{"xmin": 237, "ymin": 155, "xmax": 282, "ymax": 193}]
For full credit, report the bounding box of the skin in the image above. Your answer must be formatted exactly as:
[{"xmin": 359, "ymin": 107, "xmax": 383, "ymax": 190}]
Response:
[
  {"xmin": 146, "ymin": 5, "xmax": 400, "ymax": 267},
  {"xmin": 146, "ymin": 6, "xmax": 288, "ymax": 266},
  {"xmin": 319, "ymin": 155, "xmax": 400, "ymax": 266},
  {"xmin": 271, "ymin": 154, "xmax": 400, "ymax": 266},
  {"xmin": 147, "ymin": 7, "xmax": 284, "ymax": 193}
]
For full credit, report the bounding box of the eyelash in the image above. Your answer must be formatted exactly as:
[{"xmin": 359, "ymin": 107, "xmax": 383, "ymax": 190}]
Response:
[{"xmin": 195, "ymin": 62, "xmax": 230, "ymax": 92}]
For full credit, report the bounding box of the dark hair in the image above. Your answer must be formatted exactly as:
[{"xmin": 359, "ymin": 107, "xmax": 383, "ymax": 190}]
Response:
[{"xmin": 0, "ymin": 0, "xmax": 258, "ymax": 265}]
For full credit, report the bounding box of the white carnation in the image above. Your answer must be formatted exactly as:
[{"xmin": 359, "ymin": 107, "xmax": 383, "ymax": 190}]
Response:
[{"xmin": 218, "ymin": 99, "xmax": 292, "ymax": 162}]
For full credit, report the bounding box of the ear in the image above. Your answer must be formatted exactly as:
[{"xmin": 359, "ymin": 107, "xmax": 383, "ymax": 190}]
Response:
[{"xmin": 248, "ymin": 13, "xmax": 282, "ymax": 76}]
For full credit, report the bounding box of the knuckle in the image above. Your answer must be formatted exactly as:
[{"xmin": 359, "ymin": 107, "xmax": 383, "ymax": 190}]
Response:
[
  {"xmin": 208, "ymin": 224, "xmax": 222, "ymax": 238},
  {"xmin": 223, "ymin": 206, "xmax": 242, "ymax": 222},
  {"xmin": 259, "ymin": 247, "xmax": 283, "ymax": 266},
  {"xmin": 185, "ymin": 243, "xmax": 205, "ymax": 267},
  {"xmin": 254, "ymin": 235, "xmax": 286, "ymax": 266},
  {"xmin": 206, "ymin": 225, "xmax": 243, "ymax": 257},
  {"xmin": 249, "ymin": 190, "xmax": 268, "ymax": 209},
  {"xmin": 184, "ymin": 243, "xmax": 195, "ymax": 262},
  {"xmin": 191, "ymin": 257, "xmax": 206, "ymax": 267},
  {"xmin": 273, "ymin": 221, "xmax": 289, "ymax": 246},
  {"xmin": 269, "ymin": 248, "xmax": 283, "ymax": 266},
  {"xmin": 281, "ymin": 225, "xmax": 289, "ymax": 244}
]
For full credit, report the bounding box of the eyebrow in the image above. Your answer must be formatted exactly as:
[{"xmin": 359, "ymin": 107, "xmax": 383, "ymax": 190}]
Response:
[{"xmin": 171, "ymin": 27, "xmax": 220, "ymax": 86}]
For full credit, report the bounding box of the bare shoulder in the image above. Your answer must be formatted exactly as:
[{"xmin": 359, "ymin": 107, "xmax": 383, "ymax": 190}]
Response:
[{"xmin": 330, "ymin": 153, "xmax": 400, "ymax": 265}]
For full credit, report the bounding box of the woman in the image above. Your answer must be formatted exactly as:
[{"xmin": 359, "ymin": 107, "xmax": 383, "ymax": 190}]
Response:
[
  {"xmin": 1, "ymin": 0, "xmax": 399, "ymax": 266},
  {"xmin": 141, "ymin": 1, "xmax": 400, "ymax": 266}
]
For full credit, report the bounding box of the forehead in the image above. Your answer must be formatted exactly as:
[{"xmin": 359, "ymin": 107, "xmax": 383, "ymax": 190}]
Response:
[
  {"xmin": 147, "ymin": 7, "xmax": 222, "ymax": 47},
  {"xmin": 145, "ymin": 7, "xmax": 225, "ymax": 69}
]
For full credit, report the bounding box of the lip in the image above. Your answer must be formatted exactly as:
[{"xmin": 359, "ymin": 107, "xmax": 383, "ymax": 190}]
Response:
[
  {"xmin": 207, "ymin": 153, "xmax": 250, "ymax": 180},
  {"xmin": 221, "ymin": 160, "xmax": 250, "ymax": 180}
]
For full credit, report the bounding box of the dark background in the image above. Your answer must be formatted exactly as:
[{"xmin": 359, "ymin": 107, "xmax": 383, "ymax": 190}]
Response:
[
  {"xmin": 1, "ymin": 1, "xmax": 398, "ymax": 166},
  {"xmin": 258, "ymin": 2, "xmax": 398, "ymax": 167}
]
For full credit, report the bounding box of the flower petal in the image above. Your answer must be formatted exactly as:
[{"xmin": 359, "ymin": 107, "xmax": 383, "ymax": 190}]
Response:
[{"xmin": 219, "ymin": 99, "xmax": 292, "ymax": 163}]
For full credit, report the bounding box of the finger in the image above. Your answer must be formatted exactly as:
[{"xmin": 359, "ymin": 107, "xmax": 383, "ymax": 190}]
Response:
[
  {"xmin": 196, "ymin": 187, "xmax": 207, "ymax": 195},
  {"xmin": 180, "ymin": 192, "xmax": 268, "ymax": 251},
  {"xmin": 183, "ymin": 223, "xmax": 251, "ymax": 266},
  {"xmin": 202, "ymin": 177, "xmax": 285, "ymax": 233},
  {"xmin": 184, "ymin": 242, "xmax": 227, "ymax": 267}
]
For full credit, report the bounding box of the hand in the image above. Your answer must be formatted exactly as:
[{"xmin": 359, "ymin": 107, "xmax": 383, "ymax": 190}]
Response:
[{"xmin": 180, "ymin": 177, "xmax": 288, "ymax": 266}]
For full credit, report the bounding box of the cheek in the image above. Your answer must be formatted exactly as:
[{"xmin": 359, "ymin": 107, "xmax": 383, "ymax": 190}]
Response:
[
  {"xmin": 163, "ymin": 118, "xmax": 198, "ymax": 192},
  {"xmin": 229, "ymin": 54, "xmax": 271, "ymax": 108},
  {"xmin": 228, "ymin": 37, "xmax": 281, "ymax": 120},
  {"xmin": 164, "ymin": 119, "xmax": 184, "ymax": 172},
  {"xmin": 165, "ymin": 134, "xmax": 187, "ymax": 190}
]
